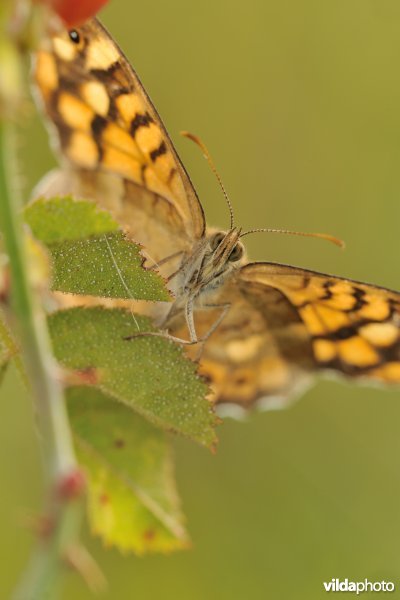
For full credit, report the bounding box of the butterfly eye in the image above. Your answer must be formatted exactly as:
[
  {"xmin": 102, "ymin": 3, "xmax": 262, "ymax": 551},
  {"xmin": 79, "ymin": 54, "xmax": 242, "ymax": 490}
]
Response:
[
  {"xmin": 229, "ymin": 243, "xmax": 244, "ymax": 262},
  {"xmin": 69, "ymin": 30, "xmax": 81, "ymax": 44},
  {"xmin": 210, "ymin": 232, "xmax": 225, "ymax": 251}
]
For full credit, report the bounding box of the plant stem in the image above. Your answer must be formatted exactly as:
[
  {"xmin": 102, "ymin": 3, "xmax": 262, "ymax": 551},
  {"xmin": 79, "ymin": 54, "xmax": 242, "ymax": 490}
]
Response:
[
  {"xmin": 0, "ymin": 123, "xmax": 76, "ymax": 477},
  {"xmin": 0, "ymin": 83, "xmax": 83, "ymax": 600}
]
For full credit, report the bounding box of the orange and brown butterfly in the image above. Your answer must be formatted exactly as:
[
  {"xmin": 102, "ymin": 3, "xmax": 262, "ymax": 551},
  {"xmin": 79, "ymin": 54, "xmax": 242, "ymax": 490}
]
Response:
[{"xmin": 32, "ymin": 18, "xmax": 400, "ymax": 410}]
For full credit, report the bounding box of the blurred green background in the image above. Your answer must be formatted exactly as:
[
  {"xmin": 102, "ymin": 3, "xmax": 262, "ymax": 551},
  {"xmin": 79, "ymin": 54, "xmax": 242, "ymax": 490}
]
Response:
[{"xmin": 2, "ymin": 0, "xmax": 400, "ymax": 598}]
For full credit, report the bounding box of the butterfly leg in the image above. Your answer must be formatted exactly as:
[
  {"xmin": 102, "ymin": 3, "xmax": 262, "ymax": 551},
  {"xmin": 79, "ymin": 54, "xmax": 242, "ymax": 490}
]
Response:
[
  {"xmin": 192, "ymin": 302, "xmax": 231, "ymax": 360},
  {"xmin": 145, "ymin": 250, "xmax": 184, "ymax": 271},
  {"xmin": 124, "ymin": 299, "xmax": 204, "ymax": 346},
  {"xmin": 124, "ymin": 331, "xmax": 200, "ymax": 345},
  {"xmin": 132, "ymin": 298, "xmax": 199, "ymax": 344},
  {"xmin": 185, "ymin": 297, "xmax": 198, "ymax": 342},
  {"xmin": 124, "ymin": 299, "xmax": 198, "ymax": 345},
  {"xmin": 124, "ymin": 301, "xmax": 231, "ymax": 349}
]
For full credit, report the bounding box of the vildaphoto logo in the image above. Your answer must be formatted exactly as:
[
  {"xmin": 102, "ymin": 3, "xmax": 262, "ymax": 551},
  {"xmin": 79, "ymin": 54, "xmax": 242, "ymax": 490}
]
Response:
[{"xmin": 323, "ymin": 579, "xmax": 395, "ymax": 594}]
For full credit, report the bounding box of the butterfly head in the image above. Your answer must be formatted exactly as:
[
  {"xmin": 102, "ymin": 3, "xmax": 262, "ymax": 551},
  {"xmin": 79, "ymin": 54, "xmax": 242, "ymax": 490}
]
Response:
[
  {"xmin": 209, "ymin": 229, "xmax": 243, "ymax": 266},
  {"xmin": 198, "ymin": 228, "xmax": 245, "ymax": 285}
]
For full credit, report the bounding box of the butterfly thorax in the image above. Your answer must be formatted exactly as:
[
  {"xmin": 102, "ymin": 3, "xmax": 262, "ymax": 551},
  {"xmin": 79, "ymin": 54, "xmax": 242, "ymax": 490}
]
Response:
[{"xmin": 174, "ymin": 228, "xmax": 245, "ymax": 304}]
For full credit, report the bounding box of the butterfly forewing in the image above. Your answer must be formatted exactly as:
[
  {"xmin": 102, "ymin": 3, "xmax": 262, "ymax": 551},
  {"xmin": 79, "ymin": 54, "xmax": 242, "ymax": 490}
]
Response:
[
  {"xmin": 34, "ymin": 19, "xmax": 205, "ymax": 243},
  {"xmin": 171, "ymin": 264, "xmax": 400, "ymax": 408},
  {"xmin": 239, "ymin": 263, "xmax": 400, "ymax": 382}
]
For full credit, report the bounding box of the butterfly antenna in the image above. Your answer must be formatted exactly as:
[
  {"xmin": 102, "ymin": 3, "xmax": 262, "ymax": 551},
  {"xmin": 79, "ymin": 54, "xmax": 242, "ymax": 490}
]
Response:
[
  {"xmin": 181, "ymin": 131, "xmax": 235, "ymax": 229},
  {"xmin": 240, "ymin": 228, "xmax": 345, "ymax": 249}
]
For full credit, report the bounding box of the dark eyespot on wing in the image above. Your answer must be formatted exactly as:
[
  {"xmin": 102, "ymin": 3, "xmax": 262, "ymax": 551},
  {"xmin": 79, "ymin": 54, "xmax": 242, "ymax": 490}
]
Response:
[{"xmin": 69, "ymin": 30, "xmax": 81, "ymax": 44}]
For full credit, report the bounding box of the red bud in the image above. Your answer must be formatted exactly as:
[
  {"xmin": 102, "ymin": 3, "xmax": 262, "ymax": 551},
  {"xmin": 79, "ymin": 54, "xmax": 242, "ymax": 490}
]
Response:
[
  {"xmin": 57, "ymin": 469, "xmax": 86, "ymax": 500},
  {"xmin": 38, "ymin": 0, "xmax": 109, "ymax": 27}
]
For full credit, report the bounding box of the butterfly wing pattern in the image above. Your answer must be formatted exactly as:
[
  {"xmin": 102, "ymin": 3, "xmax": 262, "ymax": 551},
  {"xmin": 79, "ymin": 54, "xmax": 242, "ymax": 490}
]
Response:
[
  {"xmin": 33, "ymin": 19, "xmax": 204, "ymax": 265},
  {"xmin": 33, "ymin": 19, "xmax": 400, "ymax": 410},
  {"xmin": 172, "ymin": 264, "xmax": 400, "ymax": 409}
]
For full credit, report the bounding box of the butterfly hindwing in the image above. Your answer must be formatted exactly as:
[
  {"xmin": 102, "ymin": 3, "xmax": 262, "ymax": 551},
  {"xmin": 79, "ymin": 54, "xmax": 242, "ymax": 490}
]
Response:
[{"xmin": 169, "ymin": 271, "xmax": 315, "ymax": 408}]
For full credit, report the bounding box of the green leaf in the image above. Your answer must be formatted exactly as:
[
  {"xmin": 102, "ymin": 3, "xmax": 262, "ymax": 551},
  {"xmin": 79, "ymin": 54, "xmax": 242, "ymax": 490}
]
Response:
[
  {"xmin": 24, "ymin": 196, "xmax": 171, "ymax": 302},
  {"xmin": 25, "ymin": 196, "xmax": 117, "ymax": 243},
  {"xmin": 50, "ymin": 307, "xmax": 218, "ymax": 449},
  {"xmin": 68, "ymin": 387, "xmax": 190, "ymax": 555},
  {"xmin": 50, "ymin": 231, "xmax": 170, "ymax": 301}
]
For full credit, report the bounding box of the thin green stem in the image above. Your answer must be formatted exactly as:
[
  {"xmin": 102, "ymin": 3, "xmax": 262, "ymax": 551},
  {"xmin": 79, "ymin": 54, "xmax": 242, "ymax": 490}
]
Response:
[
  {"xmin": 0, "ymin": 123, "xmax": 76, "ymax": 477},
  {"xmin": 0, "ymin": 54, "xmax": 84, "ymax": 600}
]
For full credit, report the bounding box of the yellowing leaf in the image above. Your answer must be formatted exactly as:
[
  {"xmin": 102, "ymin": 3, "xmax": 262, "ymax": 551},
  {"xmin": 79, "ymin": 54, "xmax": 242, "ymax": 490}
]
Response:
[{"xmin": 68, "ymin": 387, "xmax": 189, "ymax": 555}]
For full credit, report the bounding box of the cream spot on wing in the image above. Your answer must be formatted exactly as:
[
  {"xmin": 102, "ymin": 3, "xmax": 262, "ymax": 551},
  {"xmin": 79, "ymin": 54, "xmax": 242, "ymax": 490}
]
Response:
[
  {"xmin": 115, "ymin": 93, "xmax": 144, "ymax": 125},
  {"xmin": 58, "ymin": 93, "xmax": 94, "ymax": 131},
  {"xmin": 53, "ymin": 36, "xmax": 78, "ymax": 61},
  {"xmin": 225, "ymin": 335, "xmax": 264, "ymax": 363},
  {"xmin": 35, "ymin": 52, "xmax": 58, "ymax": 97},
  {"xmin": 85, "ymin": 38, "xmax": 120, "ymax": 70},
  {"xmin": 67, "ymin": 132, "xmax": 99, "ymax": 168},
  {"xmin": 81, "ymin": 81, "xmax": 110, "ymax": 116},
  {"xmin": 135, "ymin": 122, "xmax": 163, "ymax": 155},
  {"xmin": 313, "ymin": 339, "xmax": 337, "ymax": 362},
  {"xmin": 359, "ymin": 322, "xmax": 398, "ymax": 347}
]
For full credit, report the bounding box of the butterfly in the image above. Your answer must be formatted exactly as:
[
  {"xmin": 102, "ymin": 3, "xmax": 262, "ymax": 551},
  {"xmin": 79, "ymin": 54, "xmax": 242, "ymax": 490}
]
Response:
[{"xmin": 32, "ymin": 18, "xmax": 400, "ymax": 411}]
